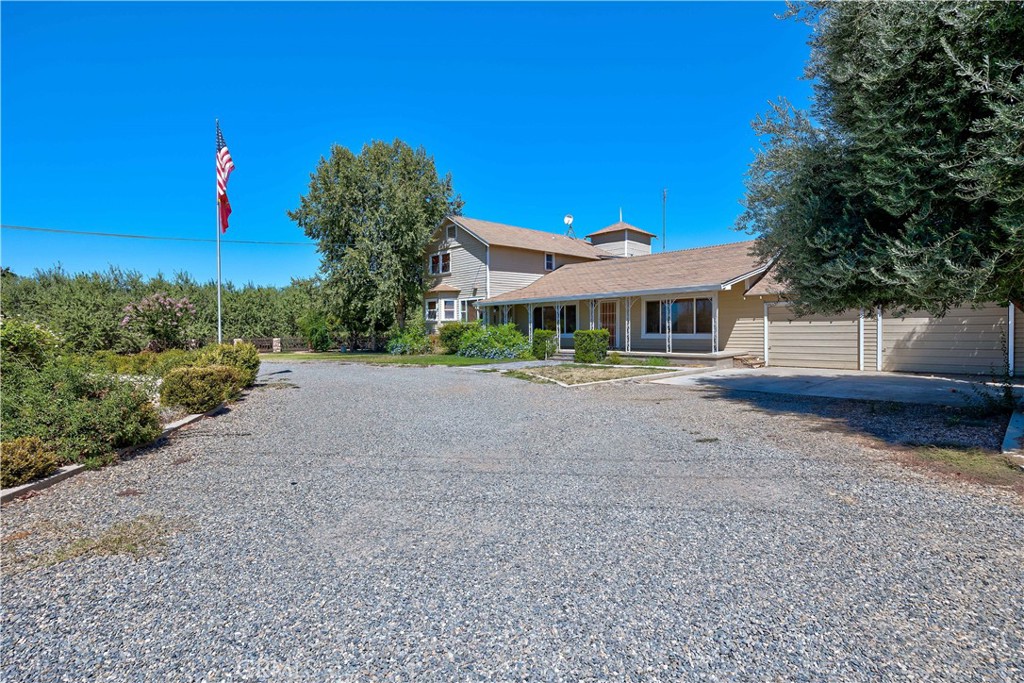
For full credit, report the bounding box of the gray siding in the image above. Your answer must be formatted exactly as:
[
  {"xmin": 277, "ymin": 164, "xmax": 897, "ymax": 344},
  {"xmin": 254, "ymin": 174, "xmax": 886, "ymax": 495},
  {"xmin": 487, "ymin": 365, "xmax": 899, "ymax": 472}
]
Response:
[
  {"xmin": 767, "ymin": 306, "xmax": 860, "ymax": 370},
  {"xmin": 1016, "ymin": 305, "xmax": 1023, "ymax": 376},
  {"xmin": 719, "ymin": 287, "xmax": 765, "ymax": 356},
  {"xmin": 882, "ymin": 304, "xmax": 1008, "ymax": 374},
  {"xmin": 424, "ymin": 227, "xmax": 488, "ymax": 333},
  {"xmin": 488, "ymin": 246, "xmax": 593, "ymax": 297}
]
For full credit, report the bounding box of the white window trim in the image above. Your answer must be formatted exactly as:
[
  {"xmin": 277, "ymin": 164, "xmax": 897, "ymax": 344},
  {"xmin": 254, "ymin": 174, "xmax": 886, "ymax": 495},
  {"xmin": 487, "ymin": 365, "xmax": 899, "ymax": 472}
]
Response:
[
  {"xmin": 544, "ymin": 253, "xmax": 555, "ymax": 271},
  {"xmin": 429, "ymin": 250, "xmax": 452, "ymax": 276},
  {"xmin": 459, "ymin": 298, "xmax": 483, "ymax": 322},
  {"xmin": 425, "ymin": 299, "xmax": 438, "ymax": 321},
  {"xmin": 446, "ymin": 225, "xmax": 457, "ymax": 241},
  {"xmin": 640, "ymin": 296, "xmax": 714, "ymax": 339},
  {"xmin": 440, "ymin": 298, "xmax": 457, "ymax": 321}
]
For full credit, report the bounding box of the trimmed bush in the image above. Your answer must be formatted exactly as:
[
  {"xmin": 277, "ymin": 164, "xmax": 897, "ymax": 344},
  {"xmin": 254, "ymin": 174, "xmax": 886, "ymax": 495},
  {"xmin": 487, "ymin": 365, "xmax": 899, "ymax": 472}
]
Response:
[
  {"xmin": 457, "ymin": 324, "xmax": 531, "ymax": 360},
  {"xmin": 0, "ymin": 317, "xmax": 60, "ymax": 369},
  {"xmin": 160, "ymin": 364, "xmax": 243, "ymax": 414},
  {"xmin": 1, "ymin": 436, "xmax": 59, "ymax": 488},
  {"xmin": 606, "ymin": 351, "xmax": 623, "ymax": 365},
  {"xmin": 531, "ymin": 329, "xmax": 557, "ymax": 360},
  {"xmin": 438, "ymin": 321, "xmax": 478, "ymax": 354},
  {"xmin": 197, "ymin": 342, "xmax": 260, "ymax": 387},
  {"xmin": 91, "ymin": 348, "xmax": 200, "ymax": 377},
  {"xmin": 0, "ymin": 357, "xmax": 162, "ymax": 464},
  {"xmin": 573, "ymin": 329, "xmax": 610, "ymax": 364}
]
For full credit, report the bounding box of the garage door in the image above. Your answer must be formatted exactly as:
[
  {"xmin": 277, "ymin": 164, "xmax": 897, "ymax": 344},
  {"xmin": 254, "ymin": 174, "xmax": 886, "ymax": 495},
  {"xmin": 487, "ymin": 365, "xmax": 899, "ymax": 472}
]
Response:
[
  {"xmin": 767, "ymin": 306, "xmax": 860, "ymax": 370},
  {"xmin": 883, "ymin": 304, "xmax": 1009, "ymax": 375}
]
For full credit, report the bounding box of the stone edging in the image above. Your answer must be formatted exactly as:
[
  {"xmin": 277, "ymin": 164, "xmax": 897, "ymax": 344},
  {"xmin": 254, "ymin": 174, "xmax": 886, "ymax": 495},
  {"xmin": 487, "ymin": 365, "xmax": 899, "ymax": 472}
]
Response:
[
  {"xmin": 514, "ymin": 366, "xmax": 710, "ymax": 388},
  {"xmin": 0, "ymin": 403, "xmax": 226, "ymax": 505}
]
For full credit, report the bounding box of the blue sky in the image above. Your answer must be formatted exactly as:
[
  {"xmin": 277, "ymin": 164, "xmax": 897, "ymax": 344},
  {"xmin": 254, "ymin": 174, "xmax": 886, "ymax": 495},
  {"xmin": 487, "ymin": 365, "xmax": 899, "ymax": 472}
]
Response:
[{"xmin": 1, "ymin": 2, "xmax": 813, "ymax": 287}]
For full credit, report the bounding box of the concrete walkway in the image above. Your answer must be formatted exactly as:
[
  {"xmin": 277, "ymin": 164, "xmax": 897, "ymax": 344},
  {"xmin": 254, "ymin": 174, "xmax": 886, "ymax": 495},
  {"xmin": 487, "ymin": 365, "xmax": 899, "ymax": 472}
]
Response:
[{"xmin": 652, "ymin": 366, "xmax": 1023, "ymax": 408}]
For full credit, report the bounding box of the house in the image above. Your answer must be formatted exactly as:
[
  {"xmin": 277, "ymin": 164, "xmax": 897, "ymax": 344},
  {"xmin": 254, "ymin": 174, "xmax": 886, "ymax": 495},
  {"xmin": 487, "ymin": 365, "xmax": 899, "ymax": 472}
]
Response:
[
  {"xmin": 423, "ymin": 216, "xmax": 611, "ymax": 332},
  {"xmin": 433, "ymin": 217, "xmax": 1020, "ymax": 376}
]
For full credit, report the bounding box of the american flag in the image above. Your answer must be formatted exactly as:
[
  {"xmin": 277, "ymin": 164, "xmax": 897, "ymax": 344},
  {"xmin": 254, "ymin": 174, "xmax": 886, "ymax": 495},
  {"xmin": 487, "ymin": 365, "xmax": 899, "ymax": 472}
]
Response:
[{"xmin": 216, "ymin": 121, "xmax": 235, "ymax": 232}]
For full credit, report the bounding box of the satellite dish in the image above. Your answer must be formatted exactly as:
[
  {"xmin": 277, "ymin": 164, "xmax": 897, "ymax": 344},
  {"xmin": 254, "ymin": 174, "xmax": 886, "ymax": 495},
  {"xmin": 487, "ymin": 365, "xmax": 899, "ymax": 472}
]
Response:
[{"xmin": 563, "ymin": 214, "xmax": 574, "ymax": 226}]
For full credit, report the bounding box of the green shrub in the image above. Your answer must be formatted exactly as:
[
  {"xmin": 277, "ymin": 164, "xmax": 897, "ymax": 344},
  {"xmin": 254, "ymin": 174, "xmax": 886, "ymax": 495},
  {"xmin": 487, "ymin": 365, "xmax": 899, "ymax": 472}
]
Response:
[
  {"xmin": 1, "ymin": 436, "xmax": 59, "ymax": 488},
  {"xmin": 0, "ymin": 357, "xmax": 162, "ymax": 464},
  {"xmin": 438, "ymin": 321, "xmax": 478, "ymax": 354},
  {"xmin": 298, "ymin": 311, "xmax": 334, "ymax": 352},
  {"xmin": 606, "ymin": 351, "xmax": 623, "ymax": 365},
  {"xmin": 0, "ymin": 317, "xmax": 60, "ymax": 369},
  {"xmin": 531, "ymin": 329, "xmax": 557, "ymax": 360},
  {"xmin": 90, "ymin": 348, "xmax": 200, "ymax": 378},
  {"xmin": 160, "ymin": 365, "xmax": 243, "ymax": 414},
  {"xmin": 385, "ymin": 327, "xmax": 430, "ymax": 358},
  {"xmin": 574, "ymin": 329, "xmax": 610, "ymax": 364},
  {"xmin": 197, "ymin": 342, "xmax": 260, "ymax": 387},
  {"xmin": 457, "ymin": 323, "xmax": 531, "ymax": 360}
]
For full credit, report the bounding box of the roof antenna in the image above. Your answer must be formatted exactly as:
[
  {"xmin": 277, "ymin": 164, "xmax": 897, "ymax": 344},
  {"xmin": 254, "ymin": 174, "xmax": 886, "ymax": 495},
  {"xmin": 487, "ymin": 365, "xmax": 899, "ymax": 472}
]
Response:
[{"xmin": 563, "ymin": 214, "xmax": 575, "ymax": 239}]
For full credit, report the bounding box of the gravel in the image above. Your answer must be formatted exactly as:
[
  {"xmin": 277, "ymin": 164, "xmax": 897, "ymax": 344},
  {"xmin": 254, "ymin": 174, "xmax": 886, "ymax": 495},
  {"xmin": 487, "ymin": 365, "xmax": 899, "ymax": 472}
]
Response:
[{"xmin": 2, "ymin": 361, "xmax": 1022, "ymax": 682}]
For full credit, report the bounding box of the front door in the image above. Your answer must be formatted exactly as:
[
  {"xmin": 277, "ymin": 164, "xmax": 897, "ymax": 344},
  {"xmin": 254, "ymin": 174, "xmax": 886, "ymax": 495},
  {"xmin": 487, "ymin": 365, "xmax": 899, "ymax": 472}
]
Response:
[{"xmin": 599, "ymin": 301, "xmax": 617, "ymax": 349}]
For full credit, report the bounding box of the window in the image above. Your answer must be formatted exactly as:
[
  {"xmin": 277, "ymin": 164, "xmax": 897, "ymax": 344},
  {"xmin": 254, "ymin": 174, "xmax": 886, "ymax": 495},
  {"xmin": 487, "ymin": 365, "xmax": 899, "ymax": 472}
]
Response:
[
  {"xmin": 442, "ymin": 299, "xmax": 456, "ymax": 321},
  {"xmin": 429, "ymin": 251, "xmax": 451, "ymax": 275},
  {"xmin": 532, "ymin": 305, "xmax": 577, "ymax": 334},
  {"xmin": 425, "ymin": 300, "xmax": 438, "ymax": 321},
  {"xmin": 446, "ymin": 225, "xmax": 456, "ymax": 241},
  {"xmin": 460, "ymin": 300, "xmax": 468, "ymax": 322},
  {"xmin": 645, "ymin": 301, "xmax": 662, "ymax": 335},
  {"xmin": 644, "ymin": 297, "xmax": 713, "ymax": 335},
  {"xmin": 544, "ymin": 253, "xmax": 555, "ymax": 271}
]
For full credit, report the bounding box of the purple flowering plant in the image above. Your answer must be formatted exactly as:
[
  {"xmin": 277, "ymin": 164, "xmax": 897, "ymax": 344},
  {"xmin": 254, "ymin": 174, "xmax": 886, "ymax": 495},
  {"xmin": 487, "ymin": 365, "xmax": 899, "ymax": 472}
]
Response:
[{"xmin": 120, "ymin": 292, "xmax": 196, "ymax": 351}]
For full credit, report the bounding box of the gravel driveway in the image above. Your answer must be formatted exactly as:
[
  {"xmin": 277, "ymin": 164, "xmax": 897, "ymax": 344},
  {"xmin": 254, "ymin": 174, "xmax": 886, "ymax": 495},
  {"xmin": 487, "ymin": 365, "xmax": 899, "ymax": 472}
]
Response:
[{"xmin": 3, "ymin": 361, "xmax": 1022, "ymax": 682}]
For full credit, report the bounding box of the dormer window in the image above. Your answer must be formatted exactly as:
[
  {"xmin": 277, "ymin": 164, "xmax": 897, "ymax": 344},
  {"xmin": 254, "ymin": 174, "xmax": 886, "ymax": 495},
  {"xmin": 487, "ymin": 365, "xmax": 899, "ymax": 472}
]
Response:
[
  {"xmin": 429, "ymin": 251, "xmax": 451, "ymax": 275},
  {"xmin": 446, "ymin": 225, "xmax": 456, "ymax": 241},
  {"xmin": 544, "ymin": 253, "xmax": 555, "ymax": 271}
]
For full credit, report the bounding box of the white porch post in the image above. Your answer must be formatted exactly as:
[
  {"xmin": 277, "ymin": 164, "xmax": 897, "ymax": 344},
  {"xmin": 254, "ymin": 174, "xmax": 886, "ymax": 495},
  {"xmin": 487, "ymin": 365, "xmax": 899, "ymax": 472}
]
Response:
[
  {"xmin": 555, "ymin": 303, "xmax": 563, "ymax": 352},
  {"xmin": 589, "ymin": 299, "xmax": 596, "ymax": 330},
  {"xmin": 711, "ymin": 294, "xmax": 719, "ymax": 353},
  {"xmin": 624, "ymin": 297, "xmax": 632, "ymax": 353},
  {"xmin": 858, "ymin": 308, "xmax": 865, "ymax": 371},
  {"xmin": 1009, "ymin": 304, "xmax": 1015, "ymax": 377},
  {"xmin": 664, "ymin": 300, "xmax": 672, "ymax": 354},
  {"xmin": 876, "ymin": 306, "xmax": 883, "ymax": 371},
  {"xmin": 763, "ymin": 301, "xmax": 770, "ymax": 365},
  {"xmin": 528, "ymin": 305, "xmax": 534, "ymax": 342}
]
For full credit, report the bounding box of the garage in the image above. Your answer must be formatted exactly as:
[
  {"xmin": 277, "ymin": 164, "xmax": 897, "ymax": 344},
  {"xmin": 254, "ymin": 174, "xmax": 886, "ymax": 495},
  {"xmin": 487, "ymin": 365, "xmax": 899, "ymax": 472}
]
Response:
[
  {"xmin": 766, "ymin": 305, "xmax": 860, "ymax": 370},
  {"xmin": 882, "ymin": 304, "xmax": 1010, "ymax": 375}
]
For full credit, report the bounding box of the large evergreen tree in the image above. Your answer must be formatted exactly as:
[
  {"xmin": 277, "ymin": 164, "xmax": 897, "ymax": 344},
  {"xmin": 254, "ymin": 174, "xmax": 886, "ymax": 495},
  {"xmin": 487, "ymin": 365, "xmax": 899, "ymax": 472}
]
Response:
[
  {"xmin": 288, "ymin": 139, "xmax": 462, "ymax": 335},
  {"xmin": 739, "ymin": 2, "xmax": 1024, "ymax": 315}
]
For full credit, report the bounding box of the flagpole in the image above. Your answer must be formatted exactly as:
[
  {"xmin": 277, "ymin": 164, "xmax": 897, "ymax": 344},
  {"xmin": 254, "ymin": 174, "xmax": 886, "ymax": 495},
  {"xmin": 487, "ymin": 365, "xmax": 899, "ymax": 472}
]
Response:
[{"xmin": 216, "ymin": 120, "xmax": 223, "ymax": 344}]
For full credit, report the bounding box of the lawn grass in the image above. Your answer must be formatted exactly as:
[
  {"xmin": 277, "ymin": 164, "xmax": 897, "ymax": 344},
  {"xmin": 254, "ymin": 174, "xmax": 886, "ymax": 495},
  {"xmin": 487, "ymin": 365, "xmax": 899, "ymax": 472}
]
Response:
[
  {"xmin": 261, "ymin": 352, "xmax": 511, "ymax": 367},
  {"xmin": 905, "ymin": 446, "xmax": 1024, "ymax": 494},
  {"xmin": 513, "ymin": 364, "xmax": 671, "ymax": 385}
]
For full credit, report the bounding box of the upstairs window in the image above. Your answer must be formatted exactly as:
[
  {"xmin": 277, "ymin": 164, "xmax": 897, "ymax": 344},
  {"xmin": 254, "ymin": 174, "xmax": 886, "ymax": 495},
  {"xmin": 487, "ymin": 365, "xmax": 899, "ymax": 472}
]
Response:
[
  {"xmin": 544, "ymin": 253, "xmax": 555, "ymax": 271},
  {"xmin": 446, "ymin": 225, "xmax": 456, "ymax": 241},
  {"xmin": 429, "ymin": 251, "xmax": 451, "ymax": 275}
]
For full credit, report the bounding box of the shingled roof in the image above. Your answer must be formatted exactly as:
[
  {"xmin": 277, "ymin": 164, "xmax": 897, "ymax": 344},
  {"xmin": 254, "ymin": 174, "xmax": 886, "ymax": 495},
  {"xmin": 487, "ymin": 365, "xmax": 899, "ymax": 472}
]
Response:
[
  {"xmin": 481, "ymin": 241, "xmax": 768, "ymax": 305},
  {"xmin": 744, "ymin": 267, "xmax": 787, "ymax": 296},
  {"xmin": 446, "ymin": 216, "xmax": 606, "ymax": 260},
  {"xmin": 585, "ymin": 221, "xmax": 657, "ymax": 239}
]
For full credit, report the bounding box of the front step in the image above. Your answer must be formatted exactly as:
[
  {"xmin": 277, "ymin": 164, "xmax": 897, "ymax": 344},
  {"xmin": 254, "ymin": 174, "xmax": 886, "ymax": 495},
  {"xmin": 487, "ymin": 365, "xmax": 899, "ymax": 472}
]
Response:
[{"xmin": 734, "ymin": 355, "xmax": 765, "ymax": 369}]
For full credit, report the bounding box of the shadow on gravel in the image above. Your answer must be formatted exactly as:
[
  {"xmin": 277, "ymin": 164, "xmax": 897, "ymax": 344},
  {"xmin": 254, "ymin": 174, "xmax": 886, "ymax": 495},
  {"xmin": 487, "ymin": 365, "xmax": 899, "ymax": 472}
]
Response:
[{"xmin": 691, "ymin": 384, "xmax": 1009, "ymax": 452}]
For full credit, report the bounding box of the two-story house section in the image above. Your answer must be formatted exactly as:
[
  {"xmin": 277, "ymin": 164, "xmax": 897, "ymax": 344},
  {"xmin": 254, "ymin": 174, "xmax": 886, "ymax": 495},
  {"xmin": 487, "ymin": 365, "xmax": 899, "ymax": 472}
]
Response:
[{"xmin": 423, "ymin": 216, "xmax": 608, "ymax": 331}]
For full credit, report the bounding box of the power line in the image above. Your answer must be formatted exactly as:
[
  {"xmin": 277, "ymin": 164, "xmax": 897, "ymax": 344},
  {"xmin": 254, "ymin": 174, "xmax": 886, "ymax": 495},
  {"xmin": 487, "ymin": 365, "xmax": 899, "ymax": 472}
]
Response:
[{"xmin": 0, "ymin": 224, "xmax": 317, "ymax": 247}]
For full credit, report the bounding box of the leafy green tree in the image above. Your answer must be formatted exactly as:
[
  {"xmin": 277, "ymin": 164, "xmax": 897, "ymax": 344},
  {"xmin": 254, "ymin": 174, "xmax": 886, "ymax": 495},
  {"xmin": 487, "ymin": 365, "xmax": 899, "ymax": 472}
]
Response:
[
  {"xmin": 288, "ymin": 139, "xmax": 463, "ymax": 334},
  {"xmin": 739, "ymin": 2, "xmax": 1024, "ymax": 315}
]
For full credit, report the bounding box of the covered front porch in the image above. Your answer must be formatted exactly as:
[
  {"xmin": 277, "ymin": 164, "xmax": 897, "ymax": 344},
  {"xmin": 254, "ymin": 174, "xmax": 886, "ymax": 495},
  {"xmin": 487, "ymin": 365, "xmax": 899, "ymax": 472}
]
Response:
[{"xmin": 477, "ymin": 292, "xmax": 726, "ymax": 355}]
